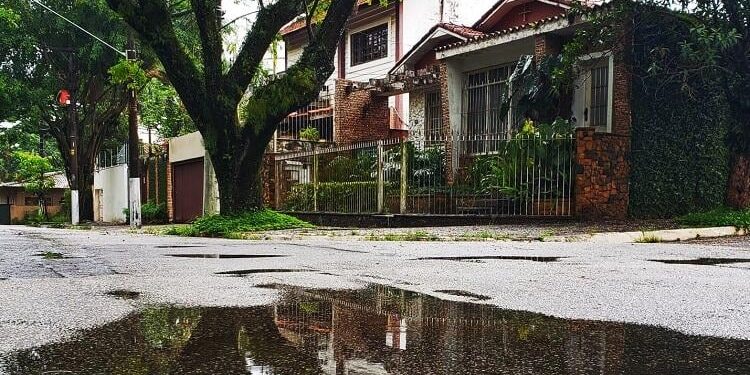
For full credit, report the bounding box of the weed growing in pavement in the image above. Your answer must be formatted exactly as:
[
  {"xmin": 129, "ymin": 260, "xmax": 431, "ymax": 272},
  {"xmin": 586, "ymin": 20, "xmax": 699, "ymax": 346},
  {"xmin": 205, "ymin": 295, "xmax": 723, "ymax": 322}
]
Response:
[
  {"xmin": 635, "ymin": 232, "xmax": 664, "ymax": 243},
  {"xmin": 39, "ymin": 251, "xmax": 64, "ymax": 260},
  {"xmin": 365, "ymin": 231, "xmax": 442, "ymax": 242}
]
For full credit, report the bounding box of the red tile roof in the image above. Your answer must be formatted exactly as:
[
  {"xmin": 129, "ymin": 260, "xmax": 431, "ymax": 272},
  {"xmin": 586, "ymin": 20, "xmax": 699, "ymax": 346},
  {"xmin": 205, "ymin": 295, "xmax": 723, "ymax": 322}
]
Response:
[
  {"xmin": 436, "ymin": 23, "xmax": 485, "ymax": 39},
  {"xmin": 280, "ymin": 0, "xmax": 375, "ymax": 36}
]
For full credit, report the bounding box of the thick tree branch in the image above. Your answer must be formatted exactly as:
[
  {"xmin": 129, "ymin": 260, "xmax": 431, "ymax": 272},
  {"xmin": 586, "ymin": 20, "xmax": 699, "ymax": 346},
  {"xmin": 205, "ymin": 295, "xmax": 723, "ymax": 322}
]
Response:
[
  {"xmin": 241, "ymin": 0, "xmax": 356, "ymax": 147},
  {"xmin": 223, "ymin": 0, "xmax": 304, "ymax": 103},
  {"xmin": 190, "ymin": 0, "xmax": 224, "ymax": 86},
  {"xmin": 106, "ymin": 0, "xmax": 210, "ymax": 129}
]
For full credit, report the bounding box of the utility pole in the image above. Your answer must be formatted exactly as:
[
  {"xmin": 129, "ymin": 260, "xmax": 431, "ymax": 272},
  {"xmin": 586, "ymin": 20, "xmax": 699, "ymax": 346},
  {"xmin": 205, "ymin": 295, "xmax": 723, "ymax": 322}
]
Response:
[
  {"xmin": 67, "ymin": 52, "xmax": 80, "ymax": 225},
  {"xmin": 126, "ymin": 36, "xmax": 141, "ymax": 229}
]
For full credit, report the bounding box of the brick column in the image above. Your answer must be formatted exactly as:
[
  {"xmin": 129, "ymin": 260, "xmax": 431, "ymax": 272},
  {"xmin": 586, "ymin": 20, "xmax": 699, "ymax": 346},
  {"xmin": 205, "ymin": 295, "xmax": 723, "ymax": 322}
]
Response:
[
  {"xmin": 438, "ymin": 62, "xmax": 454, "ymax": 184},
  {"xmin": 534, "ymin": 34, "xmax": 561, "ymax": 59},
  {"xmin": 574, "ymin": 127, "xmax": 630, "ymax": 220},
  {"xmin": 334, "ymin": 79, "xmax": 390, "ymax": 144}
]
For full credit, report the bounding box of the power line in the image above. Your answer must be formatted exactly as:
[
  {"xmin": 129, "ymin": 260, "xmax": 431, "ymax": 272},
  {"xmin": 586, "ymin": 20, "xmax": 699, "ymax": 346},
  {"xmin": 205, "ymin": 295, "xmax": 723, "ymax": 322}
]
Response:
[{"xmin": 28, "ymin": 0, "xmax": 128, "ymax": 58}]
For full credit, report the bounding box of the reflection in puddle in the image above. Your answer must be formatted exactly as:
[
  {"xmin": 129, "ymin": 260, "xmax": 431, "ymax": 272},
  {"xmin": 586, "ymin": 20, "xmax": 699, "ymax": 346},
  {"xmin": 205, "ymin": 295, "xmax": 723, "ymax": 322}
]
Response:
[
  {"xmin": 167, "ymin": 254, "xmax": 287, "ymax": 259},
  {"xmin": 650, "ymin": 258, "xmax": 750, "ymax": 266},
  {"xmin": 1, "ymin": 284, "xmax": 748, "ymax": 374},
  {"xmin": 434, "ymin": 289, "xmax": 491, "ymax": 301},
  {"xmin": 215, "ymin": 269, "xmax": 317, "ymax": 276},
  {"xmin": 418, "ymin": 255, "xmax": 563, "ymax": 263}
]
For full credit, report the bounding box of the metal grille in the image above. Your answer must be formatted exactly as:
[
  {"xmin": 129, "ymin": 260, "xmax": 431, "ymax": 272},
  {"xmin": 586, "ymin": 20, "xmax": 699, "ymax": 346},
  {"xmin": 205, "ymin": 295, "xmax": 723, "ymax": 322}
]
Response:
[
  {"xmin": 589, "ymin": 64, "xmax": 609, "ymax": 129},
  {"xmin": 275, "ymin": 85, "xmax": 335, "ymax": 151},
  {"xmin": 463, "ymin": 66, "xmax": 512, "ymax": 153},
  {"xmin": 351, "ymin": 24, "xmax": 388, "ymax": 66},
  {"xmin": 274, "ymin": 132, "xmax": 574, "ymax": 217},
  {"xmin": 424, "ymin": 91, "xmax": 442, "ymax": 144}
]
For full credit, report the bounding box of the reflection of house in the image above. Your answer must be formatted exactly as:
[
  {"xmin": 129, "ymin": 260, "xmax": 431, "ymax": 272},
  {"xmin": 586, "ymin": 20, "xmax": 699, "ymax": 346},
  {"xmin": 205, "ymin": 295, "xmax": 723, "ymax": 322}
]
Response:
[{"xmin": 0, "ymin": 172, "xmax": 69, "ymax": 224}]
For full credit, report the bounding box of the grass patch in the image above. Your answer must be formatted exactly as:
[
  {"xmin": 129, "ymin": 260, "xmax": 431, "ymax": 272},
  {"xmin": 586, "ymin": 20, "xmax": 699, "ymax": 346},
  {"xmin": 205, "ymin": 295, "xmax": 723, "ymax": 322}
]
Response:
[
  {"xmin": 164, "ymin": 210, "xmax": 312, "ymax": 238},
  {"xmin": 365, "ymin": 231, "xmax": 441, "ymax": 241},
  {"xmin": 677, "ymin": 207, "xmax": 750, "ymax": 229},
  {"xmin": 635, "ymin": 232, "xmax": 664, "ymax": 243},
  {"xmin": 38, "ymin": 251, "xmax": 64, "ymax": 260}
]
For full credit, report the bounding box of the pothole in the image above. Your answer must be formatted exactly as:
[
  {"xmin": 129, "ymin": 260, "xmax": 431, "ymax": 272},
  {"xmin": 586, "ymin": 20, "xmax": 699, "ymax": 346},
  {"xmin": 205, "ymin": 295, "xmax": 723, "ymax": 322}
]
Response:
[
  {"xmin": 34, "ymin": 252, "xmax": 70, "ymax": 260},
  {"xmin": 417, "ymin": 255, "xmax": 563, "ymax": 263},
  {"xmin": 166, "ymin": 254, "xmax": 287, "ymax": 259},
  {"xmin": 435, "ymin": 289, "xmax": 492, "ymax": 301},
  {"xmin": 106, "ymin": 289, "xmax": 141, "ymax": 300},
  {"xmin": 650, "ymin": 258, "xmax": 750, "ymax": 265},
  {"xmin": 215, "ymin": 269, "xmax": 317, "ymax": 276}
]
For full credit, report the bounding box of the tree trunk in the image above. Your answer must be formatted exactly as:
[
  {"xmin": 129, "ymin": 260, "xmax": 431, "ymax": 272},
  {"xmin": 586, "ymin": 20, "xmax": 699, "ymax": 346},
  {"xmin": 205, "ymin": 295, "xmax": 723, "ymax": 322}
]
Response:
[
  {"xmin": 214, "ymin": 150, "xmax": 265, "ymax": 216},
  {"xmin": 727, "ymin": 153, "xmax": 750, "ymax": 209},
  {"xmin": 76, "ymin": 161, "xmax": 95, "ymax": 221}
]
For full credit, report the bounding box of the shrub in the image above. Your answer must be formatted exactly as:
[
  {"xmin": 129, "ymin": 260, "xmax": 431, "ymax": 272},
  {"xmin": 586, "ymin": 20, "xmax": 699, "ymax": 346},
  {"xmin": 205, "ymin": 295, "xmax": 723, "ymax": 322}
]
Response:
[
  {"xmin": 142, "ymin": 202, "xmax": 167, "ymax": 224},
  {"xmin": 677, "ymin": 207, "xmax": 750, "ymax": 229},
  {"xmin": 169, "ymin": 210, "xmax": 312, "ymax": 238}
]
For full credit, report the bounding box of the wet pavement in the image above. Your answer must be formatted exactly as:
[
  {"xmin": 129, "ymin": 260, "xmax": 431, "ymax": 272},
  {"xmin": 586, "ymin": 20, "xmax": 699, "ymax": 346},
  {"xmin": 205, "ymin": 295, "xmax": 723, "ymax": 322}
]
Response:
[
  {"xmin": 2, "ymin": 226, "xmax": 750, "ymax": 374},
  {"xmin": 1, "ymin": 284, "xmax": 749, "ymax": 374}
]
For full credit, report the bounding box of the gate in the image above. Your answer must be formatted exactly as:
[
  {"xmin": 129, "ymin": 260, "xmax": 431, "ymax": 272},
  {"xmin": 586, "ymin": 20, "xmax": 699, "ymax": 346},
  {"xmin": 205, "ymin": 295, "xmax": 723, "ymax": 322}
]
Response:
[{"xmin": 172, "ymin": 158, "xmax": 204, "ymax": 223}]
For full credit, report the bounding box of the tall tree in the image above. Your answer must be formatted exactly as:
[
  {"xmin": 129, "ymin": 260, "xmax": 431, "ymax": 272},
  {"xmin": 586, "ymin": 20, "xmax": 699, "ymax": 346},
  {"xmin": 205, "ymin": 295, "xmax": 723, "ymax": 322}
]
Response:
[
  {"xmin": 106, "ymin": 0, "xmax": 359, "ymax": 214},
  {"xmin": 0, "ymin": 0, "xmax": 132, "ymax": 221}
]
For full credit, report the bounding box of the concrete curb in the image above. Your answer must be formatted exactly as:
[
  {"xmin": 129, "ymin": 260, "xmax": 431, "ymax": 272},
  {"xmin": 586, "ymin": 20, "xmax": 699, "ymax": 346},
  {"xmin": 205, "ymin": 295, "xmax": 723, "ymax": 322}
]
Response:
[{"xmin": 552, "ymin": 226, "xmax": 748, "ymax": 244}]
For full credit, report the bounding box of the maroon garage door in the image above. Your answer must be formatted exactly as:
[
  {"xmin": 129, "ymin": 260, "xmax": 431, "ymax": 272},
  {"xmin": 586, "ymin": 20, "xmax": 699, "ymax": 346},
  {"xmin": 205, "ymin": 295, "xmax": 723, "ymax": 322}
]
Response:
[{"xmin": 172, "ymin": 158, "xmax": 204, "ymax": 223}]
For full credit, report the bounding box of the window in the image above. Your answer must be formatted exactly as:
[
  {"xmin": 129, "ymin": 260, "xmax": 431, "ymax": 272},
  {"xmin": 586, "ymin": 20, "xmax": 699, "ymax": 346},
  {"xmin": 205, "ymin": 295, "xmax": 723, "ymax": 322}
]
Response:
[
  {"xmin": 463, "ymin": 65, "xmax": 515, "ymax": 153},
  {"xmin": 572, "ymin": 53, "xmax": 613, "ymax": 132},
  {"xmin": 424, "ymin": 91, "xmax": 442, "ymax": 143},
  {"xmin": 351, "ymin": 24, "xmax": 388, "ymax": 66}
]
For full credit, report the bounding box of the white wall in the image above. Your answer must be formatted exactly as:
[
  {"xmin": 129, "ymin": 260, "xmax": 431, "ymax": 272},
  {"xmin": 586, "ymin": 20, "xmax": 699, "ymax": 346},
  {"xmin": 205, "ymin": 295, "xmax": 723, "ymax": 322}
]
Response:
[{"xmin": 93, "ymin": 164, "xmax": 129, "ymax": 223}]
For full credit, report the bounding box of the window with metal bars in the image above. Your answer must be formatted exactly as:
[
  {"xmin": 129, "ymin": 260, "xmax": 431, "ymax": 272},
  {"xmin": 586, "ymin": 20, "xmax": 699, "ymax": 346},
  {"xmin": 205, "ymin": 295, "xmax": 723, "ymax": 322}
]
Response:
[
  {"xmin": 424, "ymin": 91, "xmax": 442, "ymax": 144},
  {"xmin": 463, "ymin": 65, "xmax": 513, "ymax": 153},
  {"xmin": 589, "ymin": 64, "xmax": 609, "ymax": 130},
  {"xmin": 350, "ymin": 24, "xmax": 388, "ymax": 66}
]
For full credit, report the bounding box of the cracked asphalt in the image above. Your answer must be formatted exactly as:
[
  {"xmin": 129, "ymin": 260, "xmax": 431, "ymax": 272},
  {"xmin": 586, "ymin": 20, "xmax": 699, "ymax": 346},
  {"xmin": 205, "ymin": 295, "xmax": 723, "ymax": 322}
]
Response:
[{"xmin": 1, "ymin": 225, "xmax": 749, "ymax": 355}]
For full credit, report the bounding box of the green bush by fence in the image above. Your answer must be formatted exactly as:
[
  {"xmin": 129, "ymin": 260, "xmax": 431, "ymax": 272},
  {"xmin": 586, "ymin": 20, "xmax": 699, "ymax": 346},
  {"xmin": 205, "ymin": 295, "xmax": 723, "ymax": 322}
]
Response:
[
  {"xmin": 283, "ymin": 181, "xmax": 397, "ymax": 213},
  {"xmin": 628, "ymin": 10, "xmax": 731, "ymax": 218}
]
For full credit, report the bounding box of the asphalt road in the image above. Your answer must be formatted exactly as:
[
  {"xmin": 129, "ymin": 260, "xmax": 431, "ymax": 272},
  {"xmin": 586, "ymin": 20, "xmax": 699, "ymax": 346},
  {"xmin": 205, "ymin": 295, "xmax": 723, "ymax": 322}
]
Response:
[{"xmin": 1, "ymin": 225, "xmax": 749, "ymax": 354}]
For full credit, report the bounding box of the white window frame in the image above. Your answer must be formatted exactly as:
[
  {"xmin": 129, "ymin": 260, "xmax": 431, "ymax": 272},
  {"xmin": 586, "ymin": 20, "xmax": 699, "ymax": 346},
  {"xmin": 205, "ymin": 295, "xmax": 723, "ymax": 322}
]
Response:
[{"xmin": 572, "ymin": 51, "xmax": 614, "ymax": 133}]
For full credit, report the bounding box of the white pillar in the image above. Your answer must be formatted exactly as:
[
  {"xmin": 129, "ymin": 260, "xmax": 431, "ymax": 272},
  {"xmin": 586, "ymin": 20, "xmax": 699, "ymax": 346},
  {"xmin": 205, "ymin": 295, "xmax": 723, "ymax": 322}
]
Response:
[
  {"xmin": 129, "ymin": 178, "xmax": 141, "ymax": 228},
  {"xmin": 70, "ymin": 190, "xmax": 79, "ymax": 225}
]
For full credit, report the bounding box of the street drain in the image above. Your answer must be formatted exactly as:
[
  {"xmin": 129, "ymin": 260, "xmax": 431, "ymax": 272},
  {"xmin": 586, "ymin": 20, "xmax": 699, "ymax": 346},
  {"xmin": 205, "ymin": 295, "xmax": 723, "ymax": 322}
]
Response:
[
  {"xmin": 216, "ymin": 269, "xmax": 317, "ymax": 276},
  {"xmin": 650, "ymin": 258, "xmax": 750, "ymax": 266},
  {"xmin": 106, "ymin": 289, "xmax": 141, "ymax": 300},
  {"xmin": 167, "ymin": 254, "xmax": 286, "ymax": 259},
  {"xmin": 435, "ymin": 290, "xmax": 492, "ymax": 301},
  {"xmin": 417, "ymin": 256, "xmax": 563, "ymax": 263}
]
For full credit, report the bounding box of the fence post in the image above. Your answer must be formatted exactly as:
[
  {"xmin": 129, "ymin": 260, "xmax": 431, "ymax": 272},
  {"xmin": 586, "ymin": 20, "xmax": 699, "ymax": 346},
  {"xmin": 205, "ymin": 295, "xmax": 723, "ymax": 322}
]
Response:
[
  {"xmin": 313, "ymin": 147, "xmax": 319, "ymax": 212},
  {"xmin": 377, "ymin": 140, "xmax": 384, "ymax": 214},
  {"xmin": 400, "ymin": 140, "xmax": 408, "ymax": 214}
]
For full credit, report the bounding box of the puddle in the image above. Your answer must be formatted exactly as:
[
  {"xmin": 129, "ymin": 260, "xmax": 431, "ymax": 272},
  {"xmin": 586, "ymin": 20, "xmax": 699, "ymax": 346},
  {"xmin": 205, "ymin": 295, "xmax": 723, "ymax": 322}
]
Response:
[
  {"xmin": 434, "ymin": 289, "xmax": 491, "ymax": 301},
  {"xmin": 215, "ymin": 269, "xmax": 317, "ymax": 276},
  {"xmin": 1, "ymin": 284, "xmax": 748, "ymax": 374},
  {"xmin": 418, "ymin": 255, "xmax": 563, "ymax": 263},
  {"xmin": 650, "ymin": 258, "xmax": 750, "ymax": 266},
  {"xmin": 33, "ymin": 252, "xmax": 71, "ymax": 260},
  {"xmin": 106, "ymin": 289, "xmax": 141, "ymax": 300},
  {"xmin": 166, "ymin": 254, "xmax": 287, "ymax": 259}
]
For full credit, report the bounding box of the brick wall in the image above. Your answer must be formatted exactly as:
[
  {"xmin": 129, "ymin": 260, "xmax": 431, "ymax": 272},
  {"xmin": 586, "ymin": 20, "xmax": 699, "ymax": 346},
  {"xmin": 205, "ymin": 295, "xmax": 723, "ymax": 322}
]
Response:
[
  {"xmin": 534, "ymin": 33, "xmax": 561, "ymax": 58},
  {"xmin": 574, "ymin": 127, "xmax": 630, "ymax": 220},
  {"xmin": 334, "ymin": 79, "xmax": 391, "ymax": 144}
]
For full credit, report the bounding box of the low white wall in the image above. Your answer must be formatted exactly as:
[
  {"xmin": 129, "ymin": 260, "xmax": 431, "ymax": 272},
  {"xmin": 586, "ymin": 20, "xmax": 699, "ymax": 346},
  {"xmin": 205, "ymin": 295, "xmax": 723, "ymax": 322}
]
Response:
[{"xmin": 93, "ymin": 164, "xmax": 129, "ymax": 223}]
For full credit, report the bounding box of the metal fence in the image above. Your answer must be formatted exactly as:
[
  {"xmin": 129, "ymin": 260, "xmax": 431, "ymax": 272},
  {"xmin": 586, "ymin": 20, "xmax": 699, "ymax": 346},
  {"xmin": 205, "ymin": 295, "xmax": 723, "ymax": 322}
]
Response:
[
  {"xmin": 273, "ymin": 132, "xmax": 575, "ymax": 217},
  {"xmin": 274, "ymin": 85, "xmax": 335, "ymax": 153}
]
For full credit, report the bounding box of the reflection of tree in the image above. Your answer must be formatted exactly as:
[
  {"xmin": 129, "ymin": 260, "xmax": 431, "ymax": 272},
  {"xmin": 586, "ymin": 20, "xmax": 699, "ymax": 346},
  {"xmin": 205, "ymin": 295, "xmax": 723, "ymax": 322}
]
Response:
[{"xmin": 141, "ymin": 307, "xmax": 201, "ymax": 349}]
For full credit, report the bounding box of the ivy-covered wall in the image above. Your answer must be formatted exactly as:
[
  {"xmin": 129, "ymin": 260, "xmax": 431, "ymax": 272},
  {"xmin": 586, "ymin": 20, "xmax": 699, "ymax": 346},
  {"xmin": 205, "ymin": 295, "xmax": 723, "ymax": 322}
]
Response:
[{"xmin": 628, "ymin": 9, "xmax": 730, "ymax": 218}]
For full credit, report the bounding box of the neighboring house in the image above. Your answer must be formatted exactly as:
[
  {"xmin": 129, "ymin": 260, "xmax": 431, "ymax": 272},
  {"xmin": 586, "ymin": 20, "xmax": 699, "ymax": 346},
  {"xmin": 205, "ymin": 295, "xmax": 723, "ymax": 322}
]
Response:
[
  {"xmin": 276, "ymin": 0, "xmax": 487, "ymax": 148},
  {"xmin": 165, "ymin": 132, "xmax": 220, "ymax": 223},
  {"xmin": 0, "ymin": 172, "xmax": 69, "ymax": 224}
]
